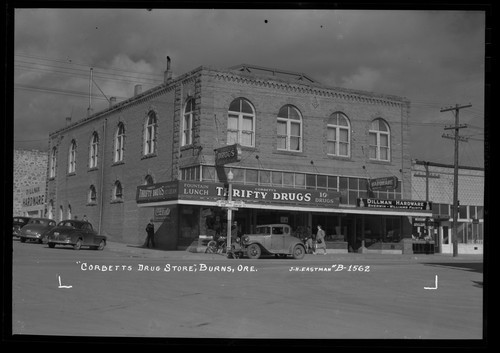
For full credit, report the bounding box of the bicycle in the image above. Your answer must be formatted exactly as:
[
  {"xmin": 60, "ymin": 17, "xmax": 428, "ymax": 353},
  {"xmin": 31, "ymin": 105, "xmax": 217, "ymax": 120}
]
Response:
[{"xmin": 205, "ymin": 236, "xmax": 227, "ymax": 254}]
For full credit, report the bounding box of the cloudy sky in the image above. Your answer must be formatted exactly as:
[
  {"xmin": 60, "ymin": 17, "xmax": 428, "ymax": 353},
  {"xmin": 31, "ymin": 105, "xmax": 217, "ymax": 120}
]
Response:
[{"xmin": 11, "ymin": 6, "xmax": 486, "ymax": 168}]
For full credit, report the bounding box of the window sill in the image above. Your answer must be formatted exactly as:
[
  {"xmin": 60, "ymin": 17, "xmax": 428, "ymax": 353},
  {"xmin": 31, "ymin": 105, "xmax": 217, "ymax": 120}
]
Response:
[
  {"xmin": 110, "ymin": 199, "xmax": 123, "ymax": 204},
  {"xmin": 112, "ymin": 161, "xmax": 125, "ymax": 166},
  {"xmin": 86, "ymin": 202, "xmax": 97, "ymax": 207},
  {"xmin": 273, "ymin": 150, "xmax": 304, "ymax": 157},
  {"xmin": 88, "ymin": 167, "xmax": 98, "ymax": 172},
  {"xmin": 141, "ymin": 153, "xmax": 157, "ymax": 160},
  {"xmin": 327, "ymin": 155, "xmax": 352, "ymax": 161},
  {"xmin": 368, "ymin": 159, "xmax": 392, "ymax": 165},
  {"xmin": 67, "ymin": 172, "xmax": 76, "ymax": 177}
]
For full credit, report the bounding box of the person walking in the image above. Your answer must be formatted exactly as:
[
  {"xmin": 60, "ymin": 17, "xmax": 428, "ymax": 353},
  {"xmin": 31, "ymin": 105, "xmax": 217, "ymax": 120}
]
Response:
[
  {"xmin": 145, "ymin": 219, "xmax": 155, "ymax": 248},
  {"xmin": 315, "ymin": 225, "xmax": 327, "ymax": 255}
]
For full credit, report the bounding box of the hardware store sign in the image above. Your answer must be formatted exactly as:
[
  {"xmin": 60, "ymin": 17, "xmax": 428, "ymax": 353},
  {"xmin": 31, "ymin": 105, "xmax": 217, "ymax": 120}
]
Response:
[
  {"xmin": 357, "ymin": 198, "xmax": 432, "ymax": 210},
  {"xmin": 137, "ymin": 181, "xmax": 340, "ymax": 208}
]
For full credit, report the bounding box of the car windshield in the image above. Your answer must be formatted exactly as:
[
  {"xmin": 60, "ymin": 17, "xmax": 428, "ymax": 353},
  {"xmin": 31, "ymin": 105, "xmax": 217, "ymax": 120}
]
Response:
[
  {"xmin": 14, "ymin": 217, "xmax": 29, "ymax": 223},
  {"xmin": 57, "ymin": 221, "xmax": 81, "ymax": 228},
  {"xmin": 28, "ymin": 219, "xmax": 49, "ymax": 226}
]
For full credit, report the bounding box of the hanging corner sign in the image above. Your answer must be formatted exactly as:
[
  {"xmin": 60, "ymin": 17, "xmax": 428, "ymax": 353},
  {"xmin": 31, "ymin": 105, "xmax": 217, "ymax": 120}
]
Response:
[
  {"xmin": 215, "ymin": 144, "xmax": 242, "ymax": 165},
  {"xmin": 369, "ymin": 176, "xmax": 398, "ymax": 191}
]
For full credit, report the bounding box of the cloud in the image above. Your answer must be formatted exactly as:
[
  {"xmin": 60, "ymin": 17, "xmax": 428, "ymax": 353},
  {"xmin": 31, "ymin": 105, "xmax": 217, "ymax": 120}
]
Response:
[{"xmin": 341, "ymin": 67, "xmax": 382, "ymax": 91}]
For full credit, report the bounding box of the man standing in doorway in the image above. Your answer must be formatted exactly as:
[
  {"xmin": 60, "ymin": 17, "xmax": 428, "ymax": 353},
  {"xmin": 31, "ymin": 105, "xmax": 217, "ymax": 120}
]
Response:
[{"xmin": 145, "ymin": 219, "xmax": 155, "ymax": 248}]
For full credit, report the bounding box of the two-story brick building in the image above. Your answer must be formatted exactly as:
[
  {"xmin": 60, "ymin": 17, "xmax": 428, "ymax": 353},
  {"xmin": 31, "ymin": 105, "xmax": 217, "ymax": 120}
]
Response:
[{"xmin": 46, "ymin": 61, "xmax": 432, "ymax": 252}]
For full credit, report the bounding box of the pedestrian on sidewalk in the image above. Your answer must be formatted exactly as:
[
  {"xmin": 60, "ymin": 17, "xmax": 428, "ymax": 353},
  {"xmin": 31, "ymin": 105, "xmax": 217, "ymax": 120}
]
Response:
[
  {"xmin": 315, "ymin": 225, "xmax": 327, "ymax": 255},
  {"xmin": 145, "ymin": 219, "xmax": 155, "ymax": 248}
]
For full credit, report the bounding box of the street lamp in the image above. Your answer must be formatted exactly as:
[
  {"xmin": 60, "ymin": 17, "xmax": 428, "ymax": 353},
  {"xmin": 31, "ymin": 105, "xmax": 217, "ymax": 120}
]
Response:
[{"xmin": 226, "ymin": 169, "xmax": 234, "ymax": 254}]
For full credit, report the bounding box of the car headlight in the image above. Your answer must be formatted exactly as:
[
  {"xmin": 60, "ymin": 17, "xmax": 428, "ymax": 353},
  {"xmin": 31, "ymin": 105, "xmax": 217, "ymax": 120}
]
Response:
[{"xmin": 241, "ymin": 235, "xmax": 249, "ymax": 244}]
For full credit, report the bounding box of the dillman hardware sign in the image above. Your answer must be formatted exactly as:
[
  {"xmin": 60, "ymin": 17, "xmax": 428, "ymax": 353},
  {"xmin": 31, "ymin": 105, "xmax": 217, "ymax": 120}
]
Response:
[{"xmin": 357, "ymin": 198, "xmax": 432, "ymax": 211}]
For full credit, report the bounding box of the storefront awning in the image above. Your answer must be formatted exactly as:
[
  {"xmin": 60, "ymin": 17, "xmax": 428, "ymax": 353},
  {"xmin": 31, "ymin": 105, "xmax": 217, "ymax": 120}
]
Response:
[{"xmin": 136, "ymin": 181, "xmax": 432, "ymax": 217}]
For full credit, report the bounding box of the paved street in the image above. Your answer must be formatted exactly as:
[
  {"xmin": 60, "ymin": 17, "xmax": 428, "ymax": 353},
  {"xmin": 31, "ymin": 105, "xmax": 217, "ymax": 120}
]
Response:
[{"xmin": 11, "ymin": 239, "xmax": 483, "ymax": 340}]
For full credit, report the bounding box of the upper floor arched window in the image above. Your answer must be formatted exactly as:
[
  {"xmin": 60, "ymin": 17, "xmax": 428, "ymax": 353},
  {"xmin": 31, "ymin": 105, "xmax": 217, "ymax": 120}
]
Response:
[
  {"xmin": 327, "ymin": 112, "xmax": 351, "ymax": 157},
  {"xmin": 49, "ymin": 147, "xmax": 57, "ymax": 178},
  {"xmin": 144, "ymin": 174, "xmax": 154, "ymax": 185},
  {"xmin": 143, "ymin": 111, "xmax": 157, "ymax": 156},
  {"xmin": 113, "ymin": 180, "xmax": 123, "ymax": 201},
  {"xmin": 89, "ymin": 132, "xmax": 99, "ymax": 169},
  {"xmin": 68, "ymin": 140, "xmax": 77, "ymax": 173},
  {"xmin": 277, "ymin": 105, "xmax": 302, "ymax": 152},
  {"xmin": 182, "ymin": 98, "xmax": 195, "ymax": 146},
  {"xmin": 227, "ymin": 98, "xmax": 255, "ymax": 147},
  {"xmin": 369, "ymin": 118, "xmax": 391, "ymax": 161},
  {"xmin": 114, "ymin": 122, "xmax": 125, "ymax": 163}
]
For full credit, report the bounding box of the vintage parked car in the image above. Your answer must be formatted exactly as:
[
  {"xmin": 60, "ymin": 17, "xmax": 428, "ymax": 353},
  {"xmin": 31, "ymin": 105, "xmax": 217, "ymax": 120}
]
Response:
[
  {"xmin": 46, "ymin": 220, "xmax": 106, "ymax": 250},
  {"xmin": 13, "ymin": 216, "xmax": 31, "ymax": 238},
  {"xmin": 232, "ymin": 224, "xmax": 306, "ymax": 259},
  {"xmin": 19, "ymin": 218, "xmax": 56, "ymax": 244}
]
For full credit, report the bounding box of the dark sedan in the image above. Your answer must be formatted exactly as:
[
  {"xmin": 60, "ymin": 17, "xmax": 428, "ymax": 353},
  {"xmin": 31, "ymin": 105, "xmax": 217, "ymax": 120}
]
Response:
[
  {"xmin": 13, "ymin": 216, "xmax": 31, "ymax": 238},
  {"xmin": 46, "ymin": 220, "xmax": 106, "ymax": 250},
  {"xmin": 19, "ymin": 218, "xmax": 56, "ymax": 244}
]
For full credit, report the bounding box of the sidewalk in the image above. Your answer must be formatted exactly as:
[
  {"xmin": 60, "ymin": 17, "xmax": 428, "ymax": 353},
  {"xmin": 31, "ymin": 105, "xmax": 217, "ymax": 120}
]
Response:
[{"xmin": 105, "ymin": 240, "xmax": 484, "ymax": 263}]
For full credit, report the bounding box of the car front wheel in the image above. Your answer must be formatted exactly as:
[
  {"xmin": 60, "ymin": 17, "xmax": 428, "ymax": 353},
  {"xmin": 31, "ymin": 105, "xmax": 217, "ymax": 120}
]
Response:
[
  {"xmin": 292, "ymin": 245, "xmax": 305, "ymax": 259},
  {"xmin": 73, "ymin": 239, "xmax": 82, "ymax": 250},
  {"xmin": 97, "ymin": 240, "xmax": 105, "ymax": 250},
  {"xmin": 48, "ymin": 243, "xmax": 55, "ymax": 248},
  {"xmin": 246, "ymin": 244, "xmax": 261, "ymax": 259}
]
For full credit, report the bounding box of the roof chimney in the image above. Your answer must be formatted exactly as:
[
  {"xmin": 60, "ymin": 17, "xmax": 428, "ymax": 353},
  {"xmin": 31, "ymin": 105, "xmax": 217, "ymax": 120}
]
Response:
[
  {"xmin": 134, "ymin": 84, "xmax": 142, "ymax": 96},
  {"xmin": 164, "ymin": 56, "xmax": 172, "ymax": 82},
  {"xmin": 109, "ymin": 96, "xmax": 116, "ymax": 108},
  {"xmin": 65, "ymin": 117, "xmax": 72, "ymax": 126}
]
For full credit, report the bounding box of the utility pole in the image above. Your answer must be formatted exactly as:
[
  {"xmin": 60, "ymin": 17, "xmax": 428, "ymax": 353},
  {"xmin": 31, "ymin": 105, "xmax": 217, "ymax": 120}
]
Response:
[{"xmin": 441, "ymin": 103, "xmax": 471, "ymax": 257}]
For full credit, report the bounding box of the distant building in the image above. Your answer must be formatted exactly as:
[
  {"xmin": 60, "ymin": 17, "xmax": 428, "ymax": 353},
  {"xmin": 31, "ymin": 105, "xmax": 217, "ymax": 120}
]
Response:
[
  {"xmin": 46, "ymin": 61, "xmax": 434, "ymax": 252},
  {"xmin": 13, "ymin": 149, "xmax": 48, "ymax": 217},
  {"xmin": 411, "ymin": 160, "xmax": 484, "ymax": 254}
]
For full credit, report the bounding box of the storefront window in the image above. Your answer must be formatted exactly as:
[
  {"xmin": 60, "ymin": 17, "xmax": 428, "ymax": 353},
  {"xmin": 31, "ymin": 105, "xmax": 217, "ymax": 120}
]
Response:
[
  {"xmin": 306, "ymin": 174, "xmax": 316, "ymax": 189},
  {"xmin": 295, "ymin": 173, "xmax": 305, "ymax": 188},
  {"xmin": 202, "ymin": 166, "xmax": 217, "ymax": 182},
  {"xmin": 272, "ymin": 171, "xmax": 283, "ymax": 186},
  {"xmin": 179, "ymin": 207, "xmax": 200, "ymax": 244},
  {"xmin": 259, "ymin": 170, "xmax": 271, "ymax": 185},
  {"xmin": 317, "ymin": 175, "xmax": 327, "ymax": 189},
  {"xmin": 283, "ymin": 172, "xmax": 294, "ymax": 186},
  {"xmin": 328, "ymin": 176, "xmax": 338, "ymax": 190},
  {"xmin": 459, "ymin": 204, "xmax": 468, "ymax": 219},
  {"xmin": 246, "ymin": 169, "xmax": 258, "ymax": 184}
]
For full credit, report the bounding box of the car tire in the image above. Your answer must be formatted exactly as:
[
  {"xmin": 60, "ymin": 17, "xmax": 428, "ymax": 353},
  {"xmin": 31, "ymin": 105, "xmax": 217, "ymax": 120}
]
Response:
[
  {"xmin": 48, "ymin": 243, "xmax": 55, "ymax": 248},
  {"xmin": 97, "ymin": 240, "xmax": 105, "ymax": 250},
  {"xmin": 20, "ymin": 237, "xmax": 26, "ymax": 243},
  {"xmin": 246, "ymin": 244, "xmax": 261, "ymax": 259},
  {"xmin": 73, "ymin": 239, "xmax": 82, "ymax": 250},
  {"xmin": 292, "ymin": 244, "xmax": 305, "ymax": 259}
]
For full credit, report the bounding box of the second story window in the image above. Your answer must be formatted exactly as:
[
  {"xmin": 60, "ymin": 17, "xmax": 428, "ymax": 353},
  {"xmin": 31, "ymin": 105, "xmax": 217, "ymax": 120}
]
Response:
[
  {"xmin": 68, "ymin": 140, "xmax": 77, "ymax": 174},
  {"xmin": 49, "ymin": 147, "xmax": 57, "ymax": 178},
  {"xmin": 88, "ymin": 185, "xmax": 97, "ymax": 204},
  {"xmin": 277, "ymin": 105, "xmax": 302, "ymax": 152},
  {"xmin": 114, "ymin": 123, "xmax": 125, "ymax": 163},
  {"xmin": 89, "ymin": 132, "xmax": 99, "ymax": 169},
  {"xmin": 369, "ymin": 118, "xmax": 391, "ymax": 161},
  {"xmin": 144, "ymin": 174, "xmax": 154, "ymax": 185},
  {"xmin": 113, "ymin": 180, "xmax": 123, "ymax": 201},
  {"xmin": 327, "ymin": 112, "xmax": 351, "ymax": 157},
  {"xmin": 227, "ymin": 98, "xmax": 255, "ymax": 147},
  {"xmin": 182, "ymin": 98, "xmax": 195, "ymax": 146},
  {"xmin": 144, "ymin": 111, "xmax": 157, "ymax": 156}
]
